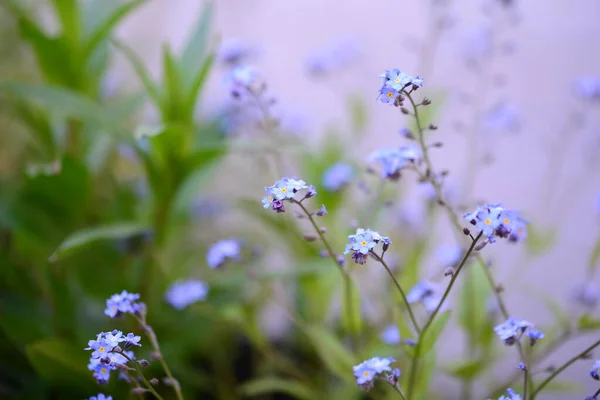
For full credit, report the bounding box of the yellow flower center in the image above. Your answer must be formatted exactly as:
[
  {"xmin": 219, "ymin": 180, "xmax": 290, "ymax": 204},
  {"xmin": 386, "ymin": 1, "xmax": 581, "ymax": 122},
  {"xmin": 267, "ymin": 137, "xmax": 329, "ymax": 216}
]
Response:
[
  {"xmin": 363, "ymin": 371, "xmax": 371, "ymax": 377},
  {"xmin": 281, "ymin": 188, "xmax": 287, "ymax": 193},
  {"xmin": 100, "ymin": 368, "xmax": 107, "ymax": 374},
  {"xmin": 360, "ymin": 241, "xmax": 368, "ymax": 247},
  {"xmin": 484, "ymin": 218, "xmax": 492, "ymax": 225},
  {"xmin": 504, "ymin": 218, "xmax": 510, "ymax": 224},
  {"xmin": 387, "ymin": 91, "xmax": 394, "ymax": 98},
  {"xmin": 394, "ymin": 77, "xmax": 401, "ymax": 83},
  {"xmin": 267, "ymin": 196, "xmax": 272, "ymax": 201},
  {"xmin": 99, "ymin": 346, "xmax": 105, "ymax": 352}
]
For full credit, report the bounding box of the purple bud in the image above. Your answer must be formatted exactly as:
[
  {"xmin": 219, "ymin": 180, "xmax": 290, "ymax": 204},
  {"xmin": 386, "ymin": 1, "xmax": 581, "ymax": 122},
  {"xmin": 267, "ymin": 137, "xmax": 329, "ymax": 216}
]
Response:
[
  {"xmin": 138, "ymin": 359, "xmax": 150, "ymax": 367},
  {"xmin": 316, "ymin": 204, "xmax": 328, "ymax": 216},
  {"xmin": 305, "ymin": 185, "xmax": 317, "ymax": 199},
  {"xmin": 351, "ymin": 251, "xmax": 368, "ymax": 265},
  {"xmin": 272, "ymin": 199, "xmax": 286, "ymax": 213}
]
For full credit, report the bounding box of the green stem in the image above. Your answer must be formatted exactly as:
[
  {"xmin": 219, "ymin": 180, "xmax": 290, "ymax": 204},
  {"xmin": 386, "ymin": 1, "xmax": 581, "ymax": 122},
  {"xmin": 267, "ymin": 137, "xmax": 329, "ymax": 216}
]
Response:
[
  {"xmin": 394, "ymin": 384, "xmax": 407, "ymax": 400},
  {"xmin": 406, "ymin": 232, "xmax": 482, "ymax": 399},
  {"xmin": 292, "ymin": 199, "xmax": 358, "ymax": 349},
  {"xmin": 117, "ymin": 351, "xmax": 165, "ymax": 400},
  {"xmin": 530, "ymin": 338, "xmax": 600, "ymax": 400},
  {"xmin": 136, "ymin": 317, "xmax": 184, "ymax": 400},
  {"xmin": 370, "ymin": 252, "xmax": 420, "ymax": 334},
  {"xmin": 523, "ymin": 364, "xmax": 528, "ymax": 399}
]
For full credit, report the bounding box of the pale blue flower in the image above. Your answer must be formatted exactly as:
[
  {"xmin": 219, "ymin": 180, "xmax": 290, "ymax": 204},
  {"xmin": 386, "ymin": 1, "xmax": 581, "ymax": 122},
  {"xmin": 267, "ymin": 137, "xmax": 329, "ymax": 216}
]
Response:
[
  {"xmin": 494, "ymin": 318, "xmax": 535, "ymax": 345},
  {"xmin": 378, "ymin": 86, "xmax": 399, "ymax": 104},
  {"xmin": 407, "ymin": 280, "xmax": 437, "ymax": 303},
  {"xmin": 353, "ymin": 362, "xmax": 376, "ymax": 386},
  {"xmin": 225, "ymin": 65, "xmax": 262, "ymax": 97},
  {"xmin": 262, "ymin": 187, "xmax": 274, "ymax": 209},
  {"xmin": 104, "ymin": 291, "xmax": 144, "ymax": 318},
  {"xmin": 322, "ymin": 162, "xmax": 354, "ymax": 191},
  {"xmin": 353, "ymin": 356, "xmax": 395, "ymax": 388},
  {"xmin": 498, "ymin": 388, "xmax": 522, "ymax": 400},
  {"xmin": 368, "ymin": 148, "xmax": 405, "ymax": 179},
  {"xmin": 380, "ymin": 325, "xmax": 401, "ymax": 345},
  {"xmin": 365, "ymin": 356, "xmax": 395, "ymax": 373},
  {"xmin": 86, "ymin": 330, "xmax": 139, "ymax": 384},
  {"xmin": 411, "ymin": 75, "xmax": 424, "ymax": 88},
  {"xmin": 351, "ymin": 231, "xmax": 377, "ymax": 254},
  {"xmin": 590, "ymin": 360, "xmax": 600, "ymax": 380},
  {"xmin": 92, "ymin": 363, "xmax": 113, "ymax": 384},
  {"xmin": 344, "ymin": 228, "xmax": 390, "ymax": 264},
  {"xmin": 525, "ymin": 329, "xmax": 545, "ymax": 346},
  {"xmin": 124, "ymin": 333, "xmax": 142, "ymax": 348},
  {"xmin": 89, "ymin": 394, "xmax": 112, "ymax": 400},
  {"xmin": 384, "ymin": 68, "xmax": 413, "ymax": 91},
  {"xmin": 165, "ymin": 280, "xmax": 209, "ymax": 310},
  {"xmin": 207, "ymin": 239, "xmax": 242, "ymax": 268}
]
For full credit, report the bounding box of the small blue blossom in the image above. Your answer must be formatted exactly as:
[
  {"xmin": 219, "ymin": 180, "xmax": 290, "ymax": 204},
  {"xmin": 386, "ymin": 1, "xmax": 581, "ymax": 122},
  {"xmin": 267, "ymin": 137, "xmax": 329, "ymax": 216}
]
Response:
[
  {"xmin": 498, "ymin": 388, "xmax": 522, "ymax": 400},
  {"xmin": 165, "ymin": 280, "xmax": 209, "ymax": 310},
  {"xmin": 590, "ymin": 360, "xmax": 600, "ymax": 380},
  {"xmin": 206, "ymin": 239, "xmax": 242, "ymax": 268},
  {"xmin": 517, "ymin": 362, "xmax": 526, "ymax": 370},
  {"xmin": 575, "ymin": 76, "xmax": 600, "ymax": 100},
  {"xmin": 368, "ymin": 146, "xmax": 422, "ymax": 181},
  {"xmin": 380, "ymin": 325, "xmax": 401, "ymax": 345},
  {"xmin": 436, "ymin": 244, "xmax": 462, "ymax": 266},
  {"xmin": 104, "ymin": 290, "xmax": 144, "ymax": 318},
  {"xmin": 85, "ymin": 330, "xmax": 139, "ymax": 384},
  {"xmin": 262, "ymin": 187, "xmax": 274, "ymax": 209},
  {"xmin": 262, "ymin": 178, "xmax": 311, "ymax": 213},
  {"xmin": 384, "ymin": 68, "xmax": 413, "ymax": 91},
  {"xmin": 353, "ymin": 357, "xmax": 395, "ymax": 390},
  {"xmin": 89, "ymin": 394, "xmax": 112, "ymax": 400},
  {"xmin": 322, "ymin": 162, "xmax": 354, "ymax": 191},
  {"xmin": 407, "ymin": 281, "xmax": 442, "ymax": 312},
  {"xmin": 494, "ymin": 318, "xmax": 536, "ymax": 346},
  {"xmin": 464, "ymin": 203, "xmax": 524, "ymax": 243},
  {"xmin": 344, "ymin": 228, "xmax": 390, "ymax": 264},
  {"xmin": 573, "ymin": 283, "xmax": 599, "ymax": 308},
  {"xmin": 378, "ymin": 86, "xmax": 399, "ymax": 104},
  {"xmin": 316, "ymin": 204, "xmax": 328, "ymax": 216},
  {"xmin": 353, "ymin": 362, "xmax": 376, "ymax": 387},
  {"xmin": 525, "ymin": 329, "xmax": 545, "ymax": 346},
  {"xmin": 92, "ymin": 363, "xmax": 113, "ymax": 385},
  {"xmin": 124, "ymin": 333, "xmax": 142, "ymax": 348}
]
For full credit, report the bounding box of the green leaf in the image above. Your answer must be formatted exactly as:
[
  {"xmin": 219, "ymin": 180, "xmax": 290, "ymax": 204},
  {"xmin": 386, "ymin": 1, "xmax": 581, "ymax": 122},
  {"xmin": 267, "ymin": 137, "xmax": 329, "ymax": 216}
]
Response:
[
  {"xmin": 25, "ymin": 337, "xmax": 90, "ymax": 384},
  {"xmin": 458, "ymin": 262, "xmax": 491, "ymax": 344},
  {"xmin": 239, "ymin": 377, "xmax": 320, "ymax": 400},
  {"xmin": 161, "ymin": 45, "xmax": 185, "ymax": 121},
  {"xmin": 305, "ymin": 325, "xmax": 355, "ymax": 382},
  {"xmin": 82, "ymin": 0, "xmax": 146, "ymax": 61},
  {"xmin": 184, "ymin": 52, "xmax": 215, "ymax": 117},
  {"xmin": 341, "ymin": 277, "xmax": 363, "ymax": 337},
  {"xmin": 50, "ymin": 0, "xmax": 81, "ymax": 49},
  {"xmin": 9, "ymin": 100, "xmax": 57, "ymax": 158},
  {"xmin": 525, "ymin": 225, "xmax": 556, "ymax": 255},
  {"xmin": 0, "ymin": 82, "xmax": 126, "ymax": 135},
  {"xmin": 179, "ymin": 1, "xmax": 214, "ymax": 83},
  {"xmin": 588, "ymin": 235, "xmax": 600, "ymax": 275},
  {"xmin": 111, "ymin": 38, "xmax": 160, "ymax": 104},
  {"xmin": 577, "ymin": 314, "xmax": 600, "ymax": 331},
  {"xmin": 414, "ymin": 347, "xmax": 437, "ymax": 398},
  {"xmin": 50, "ymin": 222, "xmax": 151, "ymax": 261},
  {"xmin": 420, "ymin": 310, "xmax": 452, "ymax": 355},
  {"xmin": 445, "ymin": 359, "xmax": 487, "ymax": 380}
]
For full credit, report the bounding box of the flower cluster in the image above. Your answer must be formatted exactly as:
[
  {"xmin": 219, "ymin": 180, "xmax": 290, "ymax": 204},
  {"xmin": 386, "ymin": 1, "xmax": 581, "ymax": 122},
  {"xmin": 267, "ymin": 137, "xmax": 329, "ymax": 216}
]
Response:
[
  {"xmin": 262, "ymin": 177, "xmax": 313, "ymax": 213},
  {"xmin": 225, "ymin": 65, "xmax": 264, "ymax": 98},
  {"xmin": 590, "ymin": 360, "xmax": 600, "ymax": 380},
  {"xmin": 463, "ymin": 203, "xmax": 528, "ymax": 243},
  {"xmin": 206, "ymin": 239, "xmax": 242, "ymax": 268},
  {"xmin": 343, "ymin": 228, "xmax": 391, "ymax": 264},
  {"xmin": 367, "ymin": 145, "xmax": 422, "ymax": 180},
  {"xmin": 322, "ymin": 162, "xmax": 354, "ymax": 191},
  {"xmin": 407, "ymin": 280, "xmax": 443, "ymax": 312},
  {"xmin": 378, "ymin": 68, "xmax": 423, "ymax": 105},
  {"xmin": 85, "ymin": 330, "xmax": 141, "ymax": 384},
  {"xmin": 104, "ymin": 290, "xmax": 145, "ymax": 318},
  {"xmin": 495, "ymin": 388, "xmax": 522, "ymax": 400},
  {"xmin": 353, "ymin": 357, "xmax": 398, "ymax": 390},
  {"xmin": 165, "ymin": 279, "xmax": 209, "ymax": 310},
  {"xmin": 494, "ymin": 318, "xmax": 545, "ymax": 346}
]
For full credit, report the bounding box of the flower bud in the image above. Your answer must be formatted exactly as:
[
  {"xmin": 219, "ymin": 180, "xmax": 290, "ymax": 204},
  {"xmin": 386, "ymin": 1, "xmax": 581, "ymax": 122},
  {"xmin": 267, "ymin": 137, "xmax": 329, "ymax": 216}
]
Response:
[
  {"xmin": 303, "ymin": 234, "xmax": 317, "ymax": 242},
  {"xmin": 150, "ymin": 378, "xmax": 159, "ymax": 386},
  {"xmin": 444, "ymin": 267, "xmax": 454, "ymax": 276},
  {"xmin": 151, "ymin": 352, "xmax": 162, "ymax": 361},
  {"xmin": 429, "ymin": 124, "xmax": 438, "ymax": 130},
  {"xmin": 138, "ymin": 359, "xmax": 150, "ymax": 367},
  {"xmin": 400, "ymin": 107, "xmax": 410, "ymax": 115},
  {"xmin": 421, "ymin": 97, "xmax": 432, "ymax": 106},
  {"xmin": 463, "ymin": 228, "xmax": 471, "ymax": 235}
]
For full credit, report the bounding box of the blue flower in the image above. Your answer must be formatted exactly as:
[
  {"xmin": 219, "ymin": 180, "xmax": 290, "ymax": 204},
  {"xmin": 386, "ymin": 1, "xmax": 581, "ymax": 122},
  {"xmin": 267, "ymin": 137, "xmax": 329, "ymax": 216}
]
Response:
[
  {"xmin": 353, "ymin": 362, "xmax": 376, "ymax": 386},
  {"xmin": 498, "ymin": 388, "xmax": 522, "ymax": 400},
  {"xmin": 86, "ymin": 330, "xmax": 139, "ymax": 384},
  {"xmin": 225, "ymin": 65, "xmax": 262, "ymax": 97},
  {"xmin": 104, "ymin": 290, "xmax": 144, "ymax": 318},
  {"xmin": 322, "ymin": 162, "xmax": 354, "ymax": 191},
  {"xmin": 365, "ymin": 356, "xmax": 395, "ymax": 373},
  {"xmin": 464, "ymin": 203, "xmax": 526, "ymax": 242},
  {"xmin": 590, "ymin": 360, "xmax": 600, "ymax": 380},
  {"xmin": 517, "ymin": 362, "xmax": 526, "ymax": 370},
  {"xmin": 353, "ymin": 357, "xmax": 395, "ymax": 389},
  {"xmin": 344, "ymin": 228, "xmax": 390, "ymax": 264},
  {"xmin": 575, "ymin": 76, "xmax": 600, "ymax": 100},
  {"xmin": 262, "ymin": 187, "xmax": 274, "ymax": 209},
  {"xmin": 350, "ymin": 230, "xmax": 377, "ymax": 254},
  {"xmin": 380, "ymin": 325, "xmax": 401, "ymax": 345},
  {"xmin": 378, "ymin": 86, "xmax": 399, "ymax": 104},
  {"xmin": 475, "ymin": 206, "xmax": 502, "ymax": 238},
  {"xmin": 573, "ymin": 283, "xmax": 599, "ymax": 308},
  {"xmin": 407, "ymin": 281, "xmax": 442, "ymax": 312},
  {"xmin": 89, "ymin": 394, "xmax": 112, "ymax": 400},
  {"xmin": 124, "ymin": 333, "xmax": 141, "ymax": 348},
  {"xmin": 92, "ymin": 363, "xmax": 113, "ymax": 384},
  {"xmin": 436, "ymin": 244, "xmax": 462, "ymax": 266},
  {"xmin": 525, "ymin": 329, "xmax": 545, "ymax": 346},
  {"xmin": 207, "ymin": 239, "xmax": 242, "ymax": 268},
  {"xmin": 384, "ymin": 68, "xmax": 413, "ymax": 91},
  {"xmin": 165, "ymin": 280, "xmax": 209, "ymax": 310},
  {"xmin": 316, "ymin": 204, "xmax": 328, "ymax": 216},
  {"xmin": 483, "ymin": 103, "xmax": 519, "ymax": 133},
  {"xmin": 88, "ymin": 338, "xmax": 112, "ymax": 359},
  {"xmin": 263, "ymin": 178, "xmax": 310, "ymax": 210},
  {"xmin": 367, "ymin": 148, "xmax": 406, "ymax": 180},
  {"xmin": 411, "ymin": 75, "xmax": 424, "ymax": 88},
  {"xmin": 494, "ymin": 318, "xmax": 535, "ymax": 345}
]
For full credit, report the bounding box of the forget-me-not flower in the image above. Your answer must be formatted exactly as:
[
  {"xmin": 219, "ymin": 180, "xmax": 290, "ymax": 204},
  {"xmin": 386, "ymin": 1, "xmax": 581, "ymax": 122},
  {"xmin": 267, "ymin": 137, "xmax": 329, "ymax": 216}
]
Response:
[
  {"xmin": 262, "ymin": 177, "xmax": 311, "ymax": 213},
  {"xmin": 494, "ymin": 318, "xmax": 542, "ymax": 346},
  {"xmin": 344, "ymin": 228, "xmax": 391, "ymax": 264},
  {"xmin": 353, "ymin": 357, "xmax": 396, "ymax": 390},
  {"xmin": 206, "ymin": 239, "xmax": 242, "ymax": 268},
  {"xmin": 322, "ymin": 162, "xmax": 354, "ymax": 191},
  {"xmin": 380, "ymin": 325, "xmax": 401, "ymax": 345},
  {"xmin": 464, "ymin": 203, "xmax": 525, "ymax": 243},
  {"xmin": 89, "ymin": 394, "xmax": 112, "ymax": 400},
  {"xmin": 497, "ymin": 388, "xmax": 522, "ymax": 400},
  {"xmin": 85, "ymin": 330, "xmax": 140, "ymax": 384},
  {"xmin": 590, "ymin": 360, "xmax": 600, "ymax": 380},
  {"xmin": 104, "ymin": 290, "xmax": 144, "ymax": 318},
  {"xmin": 165, "ymin": 280, "xmax": 209, "ymax": 310}
]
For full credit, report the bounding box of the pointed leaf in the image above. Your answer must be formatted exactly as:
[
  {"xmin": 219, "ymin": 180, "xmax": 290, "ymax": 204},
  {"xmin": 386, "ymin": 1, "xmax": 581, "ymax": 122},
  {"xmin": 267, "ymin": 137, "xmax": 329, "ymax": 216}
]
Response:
[
  {"xmin": 179, "ymin": 1, "xmax": 214, "ymax": 83},
  {"xmin": 305, "ymin": 325, "xmax": 355, "ymax": 382},
  {"xmin": 50, "ymin": 0, "xmax": 81, "ymax": 48},
  {"xmin": 239, "ymin": 377, "xmax": 319, "ymax": 400},
  {"xmin": 420, "ymin": 310, "xmax": 452, "ymax": 355},
  {"xmin": 458, "ymin": 262, "xmax": 491, "ymax": 344},
  {"xmin": 50, "ymin": 223, "xmax": 151, "ymax": 261},
  {"xmin": 578, "ymin": 314, "xmax": 600, "ymax": 331},
  {"xmin": 184, "ymin": 52, "xmax": 215, "ymax": 117},
  {"xmin": 161, "ymin": 45, "xmax": 185, "ymax": 121},
  {"xmin": 111, "ymin": 38, "xmax": 160, "ymax": 104}
]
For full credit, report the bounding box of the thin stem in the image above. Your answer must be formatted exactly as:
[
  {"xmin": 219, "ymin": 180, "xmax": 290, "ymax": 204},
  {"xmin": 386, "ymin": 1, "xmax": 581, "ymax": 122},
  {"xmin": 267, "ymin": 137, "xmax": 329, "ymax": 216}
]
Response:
[
  {"xmin": 594, "ymin": 387, "xmax": 600, "ymax": 397},
  {"xmin": 406, "ymin": 232, "xmax": 482, "ymax": 399},
  {"xmin": 523, "ymin": 365, "xmax": 528, "ymax": 399},
  {"xmin": 370, "ymin": 251, "xmax": 420, "ymax": 334},
  {"xmin": 116, "ymin": 351, "xmax": 165, "ymax": 400},
  {"xmin": 394, "ymin": 384, "xmax": 407, "ymax": 400},
  {"xmin": 292, "ymin": 199, "xmax": 358, "ymax": 349},
  {"xmin": 136, "ymin": 317, "xmax": 184, "ymax": 400},
  {"xmin": 530, "ymin": 338, "xmax": 600, "ymax": 400},
  {"xmin": 517, "ymin": 340, "xmax": 535, "ymax": 395}
]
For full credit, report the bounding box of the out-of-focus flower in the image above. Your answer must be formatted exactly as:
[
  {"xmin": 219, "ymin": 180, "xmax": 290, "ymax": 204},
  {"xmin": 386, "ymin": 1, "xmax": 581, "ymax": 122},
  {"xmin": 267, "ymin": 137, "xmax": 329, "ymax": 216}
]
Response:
[
  {"xmin": 367, "ymin": 146, "xmax": 422, "ymax": 180},
  {"xmin": 316, "ymin": 204, "xmax": 328, "ymax": 216},
  {"xmin": 225, "ymin": 65, "xmax": 264, "ymax": 98},
  {"xmin": 206, "ymin": 239, "xmax": 242, "ymax": 268},
  {"xmin": 322, "ymin": 162, "xmax": 354, "ymax": 191},
  {"xmin": 590, "ymin": 360, "xmax": 600, "ymax": 380},
  {"xmin": 573, "ymin": 283, "xmax": 599, "ymax": 308},
  {"xmin": 483, "ymin": 103, "xmax": 519, "ymax": 133},
  {"xmin": 464, "ymin": 203, "xmax": 525, "ymax": 243},
  {"xmin": 380, "ymin": 325, "xmax": 401, "ymax": 345},
  {"xmin": 525, "ymin": 329, "xmax": 545, "ymax": 346},
  {"xmin": 165, "ymin": 280, "xmax": 209, "ymax": 310},
  {"xmin": 218, "ymin": 39, "xmax": 258, "ymax": 66},
  {"xmin": 498, "ymin": 388, "xmax": 522, "ymax": 400},
  {"xmin": 407, "ymin": 280, "xmax": 442, "ymax": 312},
  {"xmin": 517, "ymin": 362, "xmax": 526, "ymax": 370},
  {"xmin": 104, "ymin": 291, "xmax": 144, "ymax": 318},
  {"xmin": 436, "ymin": 244, "xmax": 463, "ymax": 266},
  {"xmin": 344, "ymin": 228, "xmax": 391, "ymax": 264},
  {"xmin": 575, "ymin": 76, "xmax": 600, "ymax": 100},
  {"xmin": 306, "ymin": 37, "xmax": 360, "ymax": 77},
  {"xmin": 461, "ymin": 26, "xmax": 492, "ymax": 66},
  {"xmin": 494, "ymin": 318, "xmax": 542, "ymax": 346}
]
